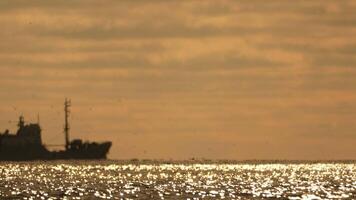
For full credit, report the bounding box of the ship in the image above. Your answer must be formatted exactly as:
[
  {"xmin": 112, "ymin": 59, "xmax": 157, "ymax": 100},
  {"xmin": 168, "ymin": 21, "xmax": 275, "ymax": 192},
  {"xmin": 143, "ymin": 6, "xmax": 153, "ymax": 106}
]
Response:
[{"xmin": 0, "ymin": 99, "xmax": 112, "ymax": 161}]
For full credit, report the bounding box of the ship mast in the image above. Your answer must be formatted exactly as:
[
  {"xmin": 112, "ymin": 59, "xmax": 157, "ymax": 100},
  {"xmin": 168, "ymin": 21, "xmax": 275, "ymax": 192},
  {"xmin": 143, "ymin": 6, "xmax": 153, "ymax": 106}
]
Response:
[{"xmin": 64, "ymin": 98, "xmax": 71, "ymax": 150}]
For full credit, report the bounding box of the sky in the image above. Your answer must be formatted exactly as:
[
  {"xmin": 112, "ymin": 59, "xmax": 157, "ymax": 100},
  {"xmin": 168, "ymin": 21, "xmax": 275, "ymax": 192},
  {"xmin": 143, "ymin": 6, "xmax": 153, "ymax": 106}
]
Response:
[{"xmin": 0, "ymin": 0, "xmax": 355, "ymax": 160}]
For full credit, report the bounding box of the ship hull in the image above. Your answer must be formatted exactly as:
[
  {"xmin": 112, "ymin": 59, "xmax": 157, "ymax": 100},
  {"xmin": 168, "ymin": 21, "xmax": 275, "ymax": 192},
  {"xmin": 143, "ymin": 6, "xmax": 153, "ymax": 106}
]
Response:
[
  {"xmin": 51, "ymin": 142, "xmax": 112, "ymax": 160},
  {"xmin": 0, "ymin": 145, "xmax": 51, "ymax": 161},
  {"xmin": 0, "ymin": 142, "xmax": 112, "ymax": 161}
]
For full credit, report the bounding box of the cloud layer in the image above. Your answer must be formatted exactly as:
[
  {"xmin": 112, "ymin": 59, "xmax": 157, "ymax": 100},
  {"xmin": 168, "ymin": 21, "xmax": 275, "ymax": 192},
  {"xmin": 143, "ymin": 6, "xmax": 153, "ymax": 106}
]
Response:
[{"xmin": 0, "ymin": 0, "xmax": 355, "ymax": 160}]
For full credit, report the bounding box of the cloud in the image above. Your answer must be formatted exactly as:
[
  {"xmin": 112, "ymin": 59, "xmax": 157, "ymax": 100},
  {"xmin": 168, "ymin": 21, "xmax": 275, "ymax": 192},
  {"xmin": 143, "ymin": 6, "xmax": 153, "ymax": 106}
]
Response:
[{"xmin": 0, "ymin": 0, "xmax": 356, "ymax": 159}]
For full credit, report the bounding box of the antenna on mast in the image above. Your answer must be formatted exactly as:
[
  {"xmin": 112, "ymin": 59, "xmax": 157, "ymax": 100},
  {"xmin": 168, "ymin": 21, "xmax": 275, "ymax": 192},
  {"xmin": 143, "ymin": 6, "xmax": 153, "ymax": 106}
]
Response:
[{"xmin": 64, "ymin": 98, "xmax": 71, "ymax": 150}]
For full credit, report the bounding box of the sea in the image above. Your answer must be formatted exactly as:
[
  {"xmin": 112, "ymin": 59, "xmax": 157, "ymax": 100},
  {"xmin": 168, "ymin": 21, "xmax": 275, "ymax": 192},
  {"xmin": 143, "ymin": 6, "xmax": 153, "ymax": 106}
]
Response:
[{"xmin": 0, "ymin": 161, "xmax": 354, "ymax": 199}]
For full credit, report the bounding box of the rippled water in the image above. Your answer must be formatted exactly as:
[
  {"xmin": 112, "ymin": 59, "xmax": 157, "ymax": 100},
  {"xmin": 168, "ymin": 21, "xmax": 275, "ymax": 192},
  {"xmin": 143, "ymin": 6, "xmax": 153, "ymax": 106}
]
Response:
[{"xmin": 0, "ymin": 161, "xmax": 354, "ymax": 199}]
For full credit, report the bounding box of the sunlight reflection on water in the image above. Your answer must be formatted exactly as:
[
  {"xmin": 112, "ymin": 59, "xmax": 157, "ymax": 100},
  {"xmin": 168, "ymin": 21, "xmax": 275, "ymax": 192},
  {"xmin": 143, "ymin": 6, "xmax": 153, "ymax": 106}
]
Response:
[{"xmin": 0, "ymin": 162, "xmax": 354, "ymax": 199}]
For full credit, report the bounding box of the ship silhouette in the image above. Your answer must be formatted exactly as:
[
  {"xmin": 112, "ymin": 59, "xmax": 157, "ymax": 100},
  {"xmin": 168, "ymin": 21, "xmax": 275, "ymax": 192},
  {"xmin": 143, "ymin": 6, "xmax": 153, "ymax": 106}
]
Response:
[{"xmin": 0, "ymin": 99, "xmax": 112, "ymax": 161}]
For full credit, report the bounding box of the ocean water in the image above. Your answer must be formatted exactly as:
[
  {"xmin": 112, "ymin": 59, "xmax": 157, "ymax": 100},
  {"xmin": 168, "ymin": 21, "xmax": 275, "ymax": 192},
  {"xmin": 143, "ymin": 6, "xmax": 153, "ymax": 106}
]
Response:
[{"xmin": 0, "ymin": 161, "xmax": 354, "ymax": 199}]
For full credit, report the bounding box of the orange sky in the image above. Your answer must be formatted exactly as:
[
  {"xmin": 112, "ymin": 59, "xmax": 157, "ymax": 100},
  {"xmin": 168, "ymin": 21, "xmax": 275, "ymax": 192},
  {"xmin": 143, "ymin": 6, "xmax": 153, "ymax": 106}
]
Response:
[{"xmin": 0, "ymin": 0, "xmax": 355, "ymax": 160}]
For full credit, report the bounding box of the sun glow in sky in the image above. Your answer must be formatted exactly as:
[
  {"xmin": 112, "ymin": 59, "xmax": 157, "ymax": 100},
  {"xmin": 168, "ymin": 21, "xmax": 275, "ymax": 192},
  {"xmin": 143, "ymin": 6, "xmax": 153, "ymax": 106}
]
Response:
[{"xmin": 0, "ymin": 0, "xmax": 355, "ymax": 160}]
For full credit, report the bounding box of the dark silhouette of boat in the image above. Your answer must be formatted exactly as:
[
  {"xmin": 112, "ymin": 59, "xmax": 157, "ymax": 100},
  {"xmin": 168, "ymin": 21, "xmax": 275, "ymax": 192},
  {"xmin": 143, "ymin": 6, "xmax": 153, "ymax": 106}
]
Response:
[{"xmin": 0, "ymin": 99, "xmax": 112, "ymax": 161}]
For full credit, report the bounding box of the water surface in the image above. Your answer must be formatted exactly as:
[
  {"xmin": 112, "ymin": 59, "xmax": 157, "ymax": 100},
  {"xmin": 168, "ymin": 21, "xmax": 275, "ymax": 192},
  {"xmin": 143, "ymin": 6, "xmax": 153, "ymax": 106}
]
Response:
[{"xmin": 0, "ymin": 161, "xmax": 354, "ymax": 199}]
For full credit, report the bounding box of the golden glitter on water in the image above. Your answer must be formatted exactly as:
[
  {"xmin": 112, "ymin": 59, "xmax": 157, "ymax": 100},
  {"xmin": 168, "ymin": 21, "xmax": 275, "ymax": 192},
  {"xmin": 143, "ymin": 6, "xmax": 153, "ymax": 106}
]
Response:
[{"xmin": 0, "ymin": 162, "xmax": 354, "ymax": 199}]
